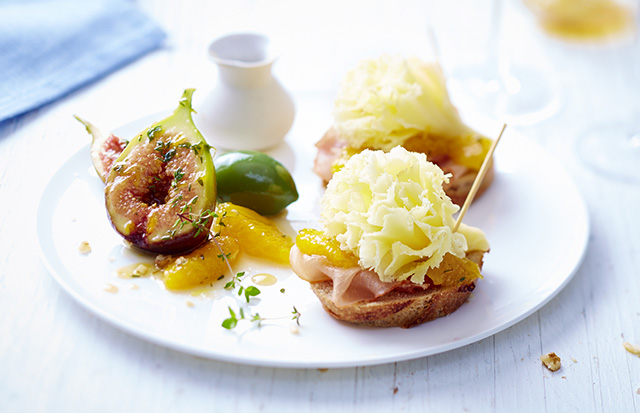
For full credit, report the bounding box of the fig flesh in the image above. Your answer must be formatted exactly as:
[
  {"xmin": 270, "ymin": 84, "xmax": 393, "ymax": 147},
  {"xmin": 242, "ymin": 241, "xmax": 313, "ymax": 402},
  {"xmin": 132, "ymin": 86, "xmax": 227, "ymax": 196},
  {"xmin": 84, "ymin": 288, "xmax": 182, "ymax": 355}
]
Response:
[
  {"xmin": 104, "ymin": 89, "xmax": 216, "ymax": 254},
  {"xmin": 75, "ymin": 116, "xmax": 127, "ymax": 183}
]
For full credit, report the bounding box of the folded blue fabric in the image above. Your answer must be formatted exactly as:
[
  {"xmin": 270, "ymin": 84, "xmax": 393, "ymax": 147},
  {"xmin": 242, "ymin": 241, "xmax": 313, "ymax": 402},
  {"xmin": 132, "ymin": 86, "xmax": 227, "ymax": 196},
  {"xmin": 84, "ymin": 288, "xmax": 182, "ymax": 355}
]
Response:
[{"xmin": 0, "ymin": 0, "xmax": 166, "ymax": 123}]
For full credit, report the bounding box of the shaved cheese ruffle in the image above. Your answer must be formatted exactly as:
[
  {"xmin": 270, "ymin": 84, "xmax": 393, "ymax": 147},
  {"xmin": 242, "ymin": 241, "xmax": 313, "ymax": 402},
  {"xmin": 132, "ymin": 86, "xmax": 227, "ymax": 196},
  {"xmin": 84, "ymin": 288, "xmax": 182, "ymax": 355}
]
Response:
[
  {"xmin": 332, "ymin": 54, "xmax": 478, "ymax": 151},
  {"xmin": 321, "ymin": 147, "xmax": 470, "ymax": 284}
]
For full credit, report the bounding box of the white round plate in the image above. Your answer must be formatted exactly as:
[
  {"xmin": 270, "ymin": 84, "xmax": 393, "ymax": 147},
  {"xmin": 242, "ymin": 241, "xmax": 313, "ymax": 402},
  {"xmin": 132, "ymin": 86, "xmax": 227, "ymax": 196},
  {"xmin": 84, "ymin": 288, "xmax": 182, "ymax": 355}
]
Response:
[{"xmin": 37, "ymin": 110, "xmax": 589, "ymax": 368}]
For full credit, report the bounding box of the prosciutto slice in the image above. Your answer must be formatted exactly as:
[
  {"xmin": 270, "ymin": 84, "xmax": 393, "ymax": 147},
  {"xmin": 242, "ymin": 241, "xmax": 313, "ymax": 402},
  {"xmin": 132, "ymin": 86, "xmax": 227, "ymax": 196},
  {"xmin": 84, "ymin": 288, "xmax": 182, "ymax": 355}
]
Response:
[
  {"xmin": 313, "ymin": 128, "xmax": 346, "ymax": 184},
  {"xmin": 290, "ymin": 245, "xmax": 402, "ymax": 307}
]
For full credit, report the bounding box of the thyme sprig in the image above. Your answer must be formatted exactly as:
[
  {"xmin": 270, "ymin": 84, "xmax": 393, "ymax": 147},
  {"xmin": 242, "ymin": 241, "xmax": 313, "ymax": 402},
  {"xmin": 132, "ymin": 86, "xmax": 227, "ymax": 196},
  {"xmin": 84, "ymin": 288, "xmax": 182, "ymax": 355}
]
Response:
[
  {"xmin": 175, "ymin": 204, "xmax": 210, "ymax": 238},
  {"xmin": 222, "ymin": 304, "xmax": 302, "ymax": 329},
  {"xmin": 174, "ymin": 207, "xmax": 301, "ymax": 330},
  {"xmin": 224, "ymin": 271, "xmax": 261, "ymax": 303}
]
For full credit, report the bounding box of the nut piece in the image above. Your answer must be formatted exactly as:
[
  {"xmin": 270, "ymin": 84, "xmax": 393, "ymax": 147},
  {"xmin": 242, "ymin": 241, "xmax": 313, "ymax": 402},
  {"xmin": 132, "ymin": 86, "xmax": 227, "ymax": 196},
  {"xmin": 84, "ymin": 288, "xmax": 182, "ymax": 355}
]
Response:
[
  {"xmin": 78, "ymin": 240, "xmax": 92, "ymax": 254},
  {"xmin": 132, "ymin": 264, "xmax": 148, "ymax": 277},
  {"xmin": 154, "ymin": 254, "xmax": 172, "ymax": 269},
  {"xmin": 540, "ymin": 352, "xmax": 561, "ymax": 372},
  {"xmin": 623, "ymin": 342, "xmax": 640, "ymax": 356}
]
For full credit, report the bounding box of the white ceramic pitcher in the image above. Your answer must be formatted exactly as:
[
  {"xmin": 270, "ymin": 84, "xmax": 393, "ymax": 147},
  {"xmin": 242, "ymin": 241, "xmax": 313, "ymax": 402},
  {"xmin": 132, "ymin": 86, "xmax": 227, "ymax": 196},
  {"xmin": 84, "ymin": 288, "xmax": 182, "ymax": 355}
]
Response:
[{"xmin": 196, "ymin": 33, "xmax": 295, "ymax": 150}]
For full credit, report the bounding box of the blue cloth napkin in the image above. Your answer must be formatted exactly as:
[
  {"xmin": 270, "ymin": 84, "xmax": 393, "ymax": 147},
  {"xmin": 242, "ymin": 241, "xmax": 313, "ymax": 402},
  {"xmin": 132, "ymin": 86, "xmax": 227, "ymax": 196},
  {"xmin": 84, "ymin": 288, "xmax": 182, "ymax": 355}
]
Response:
[{"xmin": 0, "ymin": 0, "xmax": 166, "ymax": 123}]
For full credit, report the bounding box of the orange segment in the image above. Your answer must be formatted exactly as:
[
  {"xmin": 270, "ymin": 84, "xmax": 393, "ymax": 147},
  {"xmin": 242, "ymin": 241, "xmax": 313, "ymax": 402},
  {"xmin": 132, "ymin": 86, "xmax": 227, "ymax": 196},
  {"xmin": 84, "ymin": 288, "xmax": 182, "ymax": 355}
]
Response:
[
  {"xmin": 162, "ymin": 235, "xmax": 239, "ymax": 290},
  {"xmin": 215, "ymin": 202, "xmax": 293, "ymax": 265},
  {"xmin": 295, "ymin": 228, "xmax": 359, "ymax": 268},
  {"xmin": 426, "ymin": 253, "xmax": 482, "ymax": 287}
]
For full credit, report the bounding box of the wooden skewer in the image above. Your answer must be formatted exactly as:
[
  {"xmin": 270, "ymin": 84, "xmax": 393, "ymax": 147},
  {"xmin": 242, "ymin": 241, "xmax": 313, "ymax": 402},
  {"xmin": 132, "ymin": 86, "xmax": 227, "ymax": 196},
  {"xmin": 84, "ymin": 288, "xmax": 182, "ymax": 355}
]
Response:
[{"xmin": 453, "ymin": 123, "xmax": 507, "ymax": 233}]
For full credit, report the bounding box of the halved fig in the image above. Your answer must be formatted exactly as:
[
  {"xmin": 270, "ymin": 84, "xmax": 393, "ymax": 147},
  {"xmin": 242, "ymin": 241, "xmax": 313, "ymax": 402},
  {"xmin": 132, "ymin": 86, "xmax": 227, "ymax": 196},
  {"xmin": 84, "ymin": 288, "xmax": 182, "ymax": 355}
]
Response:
[
  {"xmin": 75, "ymin": 115, "xmax": 127, "ymax": 183},
  {"xmin": 103, "ymin": 89, "xmax": 216, "ymax": 254}
]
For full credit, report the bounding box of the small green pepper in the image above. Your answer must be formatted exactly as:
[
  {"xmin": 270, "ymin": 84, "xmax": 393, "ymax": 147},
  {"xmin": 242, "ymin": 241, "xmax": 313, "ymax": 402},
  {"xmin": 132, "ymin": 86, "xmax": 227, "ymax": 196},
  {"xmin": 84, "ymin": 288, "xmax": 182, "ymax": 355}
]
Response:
[{"xmin": 214, "ymin": 150, "xmax": 299, "ymax": 216}]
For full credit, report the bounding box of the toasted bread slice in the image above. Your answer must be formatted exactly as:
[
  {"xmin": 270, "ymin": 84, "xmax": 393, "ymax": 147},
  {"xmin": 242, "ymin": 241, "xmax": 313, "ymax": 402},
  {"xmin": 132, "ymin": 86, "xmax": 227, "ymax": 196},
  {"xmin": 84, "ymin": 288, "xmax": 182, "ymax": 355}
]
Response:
[{"xmin": 309, "ymin": 250, "xmax": 485, "ymax": 329}]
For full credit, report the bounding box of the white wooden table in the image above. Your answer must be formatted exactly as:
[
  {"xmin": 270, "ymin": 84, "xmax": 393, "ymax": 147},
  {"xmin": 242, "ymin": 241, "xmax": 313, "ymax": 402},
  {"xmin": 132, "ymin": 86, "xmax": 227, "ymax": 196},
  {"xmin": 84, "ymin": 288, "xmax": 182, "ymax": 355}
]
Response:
[{"xmin": 2, "ymin": 0, "xmax": 640, "ymax": 411}]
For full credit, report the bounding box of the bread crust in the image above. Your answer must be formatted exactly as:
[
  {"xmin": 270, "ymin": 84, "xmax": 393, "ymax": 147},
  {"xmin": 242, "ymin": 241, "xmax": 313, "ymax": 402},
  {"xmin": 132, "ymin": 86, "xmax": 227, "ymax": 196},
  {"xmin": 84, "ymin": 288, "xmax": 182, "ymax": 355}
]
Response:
[{"xmin": 309, "ymin": 250, "xmax": 485, "ymax": 329}]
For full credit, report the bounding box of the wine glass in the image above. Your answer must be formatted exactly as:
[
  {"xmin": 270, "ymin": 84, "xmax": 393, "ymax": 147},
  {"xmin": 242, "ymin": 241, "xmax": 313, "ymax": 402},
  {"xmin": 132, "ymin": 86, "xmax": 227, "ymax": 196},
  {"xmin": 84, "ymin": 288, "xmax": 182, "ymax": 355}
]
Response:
[
  {"xmin": 524, "ymin": 0, "xmax": 636, "ymax": 41},
  {"xmin": 525, "ymin": 0, "xmax": 640, "ymax": 182},
  {"xmin": 576, "ymin": 24, "xmax": 640, "ymax": 183},
  {"xmin": 426, "ymin": 0, "xmax": 561, "ymax": 125}
]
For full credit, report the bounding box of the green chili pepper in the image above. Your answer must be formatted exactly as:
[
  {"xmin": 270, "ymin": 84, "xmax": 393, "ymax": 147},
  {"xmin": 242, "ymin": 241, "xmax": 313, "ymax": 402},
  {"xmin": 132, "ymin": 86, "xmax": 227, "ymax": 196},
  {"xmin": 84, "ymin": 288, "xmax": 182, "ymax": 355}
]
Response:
[{"xmin": 214, "ymin": 150, "xmax": 299, "ymax": 216}]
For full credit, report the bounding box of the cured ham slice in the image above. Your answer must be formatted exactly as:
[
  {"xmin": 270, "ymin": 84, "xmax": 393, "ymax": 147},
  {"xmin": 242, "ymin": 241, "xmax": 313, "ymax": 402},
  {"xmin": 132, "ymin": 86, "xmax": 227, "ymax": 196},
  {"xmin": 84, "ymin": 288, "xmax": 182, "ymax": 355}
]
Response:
[
  {"xmin": 290, "ymin": 245, "xmax": 404, "ymax": 307},
  {"xmin": 313, "ymin": 128, "xmax": 346, "ymax": 184}
]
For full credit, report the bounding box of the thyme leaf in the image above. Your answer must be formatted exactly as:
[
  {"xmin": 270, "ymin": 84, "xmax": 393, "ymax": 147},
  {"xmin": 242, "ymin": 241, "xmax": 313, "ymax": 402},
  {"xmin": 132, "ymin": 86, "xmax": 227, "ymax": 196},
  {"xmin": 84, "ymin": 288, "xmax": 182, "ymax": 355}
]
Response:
[{"xmin": 147, "ymin": 125, "xmax": 162, "ymax": 141}]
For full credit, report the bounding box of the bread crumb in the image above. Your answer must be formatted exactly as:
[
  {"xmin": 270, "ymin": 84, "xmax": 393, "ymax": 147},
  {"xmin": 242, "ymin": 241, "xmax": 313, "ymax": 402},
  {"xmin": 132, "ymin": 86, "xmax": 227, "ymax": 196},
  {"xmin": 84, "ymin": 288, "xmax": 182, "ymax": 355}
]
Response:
[
  {"xmin": 127, "ymin": 284, "xmax": 140, "ymax": 290},
  {"xmin": 571, "ymin": 357, "xmax": 578, "ymax": 363},
  {"xmin": 103, "ymin": 283, "xmax": 118, "ymax": 293},
  {"xmin": 78, "ymin": 241, "xmax": 92, "ymax": 254},
  {"xmin": 185, "ymin": 300, "xmax": 195, "ymax": 307},
  {"xmin": 317, "ymin": 368, "xmax": 328, "ymax": 373},
  {"xmin": 623, "ymin": 342, "xmax": 640, "ymax": 356},
  {"xmin": 540, "ymin": 352, "xmax": 561, "ymax": 372}
]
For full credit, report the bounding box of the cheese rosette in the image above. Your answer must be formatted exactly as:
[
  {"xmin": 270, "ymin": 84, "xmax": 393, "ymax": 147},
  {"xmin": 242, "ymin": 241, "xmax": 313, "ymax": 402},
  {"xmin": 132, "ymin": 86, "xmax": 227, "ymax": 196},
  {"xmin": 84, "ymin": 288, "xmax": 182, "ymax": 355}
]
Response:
[
  {"xmin": 332, "ymin": 54, "xmax": 479, "ymax": 152},
  {"xmin": 320, "ymin": 146, "xmax": 488, "ymax": 284}
]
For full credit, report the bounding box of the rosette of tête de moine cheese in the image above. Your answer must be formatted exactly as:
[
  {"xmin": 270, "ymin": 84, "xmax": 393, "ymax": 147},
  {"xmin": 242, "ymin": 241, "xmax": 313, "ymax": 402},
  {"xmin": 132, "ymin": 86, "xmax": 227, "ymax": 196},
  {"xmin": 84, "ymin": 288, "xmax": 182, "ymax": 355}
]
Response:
[
  {"xmin": 314, "ymin": 54, "xmax": 494, "ymax": 206},
  {"xmin": 292, "ymin": 146, "xmax": 490, "ymax": 328}
]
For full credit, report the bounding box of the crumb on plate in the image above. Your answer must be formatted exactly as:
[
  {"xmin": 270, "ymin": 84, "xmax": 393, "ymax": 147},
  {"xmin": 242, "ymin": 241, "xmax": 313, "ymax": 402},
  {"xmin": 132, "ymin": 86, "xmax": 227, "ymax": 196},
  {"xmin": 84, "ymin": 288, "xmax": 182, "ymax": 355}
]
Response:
[{"xmin": 540, "ymin": 352, "xmax": 561, "ymax": 372}]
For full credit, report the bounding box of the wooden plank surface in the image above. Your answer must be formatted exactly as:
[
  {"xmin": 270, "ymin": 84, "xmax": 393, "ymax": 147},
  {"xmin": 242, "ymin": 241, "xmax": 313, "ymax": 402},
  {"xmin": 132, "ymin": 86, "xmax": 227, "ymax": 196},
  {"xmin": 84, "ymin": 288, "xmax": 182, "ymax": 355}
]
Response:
[{"xmin": 1, "ymin": 0, "xmax": 639, "ymax": 412}]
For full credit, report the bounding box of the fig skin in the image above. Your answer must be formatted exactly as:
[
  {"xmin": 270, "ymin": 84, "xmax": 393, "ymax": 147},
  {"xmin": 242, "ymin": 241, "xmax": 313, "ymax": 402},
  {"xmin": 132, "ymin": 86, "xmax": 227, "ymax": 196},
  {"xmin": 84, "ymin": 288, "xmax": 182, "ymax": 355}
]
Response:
[{"xmin": 104, "ymin": 89, "xmax": 217, "ymax": 254}]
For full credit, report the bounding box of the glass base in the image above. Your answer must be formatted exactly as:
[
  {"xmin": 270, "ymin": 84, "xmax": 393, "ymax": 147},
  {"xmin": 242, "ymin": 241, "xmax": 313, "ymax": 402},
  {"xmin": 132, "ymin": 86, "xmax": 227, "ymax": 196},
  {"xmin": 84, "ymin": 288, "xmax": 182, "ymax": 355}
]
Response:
[
  {"xmin": 577, "ymin": 122, "xmax": 640, "ymax": 183},
  {"xmin": 447, "ymin": 65, "xmax": 561, "ymax": 126}
]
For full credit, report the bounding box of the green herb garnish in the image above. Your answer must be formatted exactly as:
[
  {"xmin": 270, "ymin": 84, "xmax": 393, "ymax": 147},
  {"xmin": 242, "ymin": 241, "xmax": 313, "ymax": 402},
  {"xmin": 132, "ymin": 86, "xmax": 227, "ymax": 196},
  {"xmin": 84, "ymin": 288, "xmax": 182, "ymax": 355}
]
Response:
[{"xmin": 147, "ymin": 125, "xmax": 162, "ymax": 141}]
